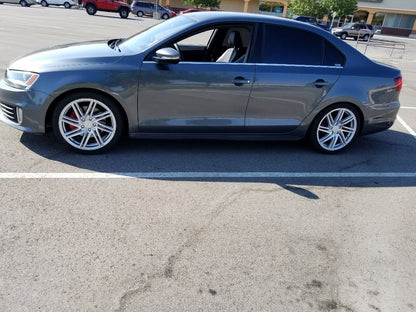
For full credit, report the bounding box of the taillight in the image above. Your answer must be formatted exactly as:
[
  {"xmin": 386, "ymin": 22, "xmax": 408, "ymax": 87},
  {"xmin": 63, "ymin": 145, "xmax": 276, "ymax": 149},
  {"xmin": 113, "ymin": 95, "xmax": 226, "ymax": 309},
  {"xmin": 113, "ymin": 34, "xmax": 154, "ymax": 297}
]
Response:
[{"xmin": 395, "ymin": 76, "xmax": 402, "ymax": 91}]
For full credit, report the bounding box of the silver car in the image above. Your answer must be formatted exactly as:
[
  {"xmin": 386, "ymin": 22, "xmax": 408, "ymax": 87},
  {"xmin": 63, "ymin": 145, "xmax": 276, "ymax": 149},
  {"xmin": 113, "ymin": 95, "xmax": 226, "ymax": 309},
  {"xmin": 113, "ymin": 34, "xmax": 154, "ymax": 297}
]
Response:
[
  {"xmin": 0, "ymin": 12, "xmax": 402, "ymax": 154},
  {"xmin": 0, "ymin": 0, "xmax": 36, "ymax": 6}
]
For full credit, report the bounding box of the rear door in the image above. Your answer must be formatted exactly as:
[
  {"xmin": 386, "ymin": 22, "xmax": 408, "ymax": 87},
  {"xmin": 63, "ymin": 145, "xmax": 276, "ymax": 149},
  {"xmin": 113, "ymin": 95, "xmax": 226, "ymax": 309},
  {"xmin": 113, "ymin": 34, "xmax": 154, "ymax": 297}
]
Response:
[{"xmin": 245, "ymin": 23, "xmax": 345, "ymax": 133}]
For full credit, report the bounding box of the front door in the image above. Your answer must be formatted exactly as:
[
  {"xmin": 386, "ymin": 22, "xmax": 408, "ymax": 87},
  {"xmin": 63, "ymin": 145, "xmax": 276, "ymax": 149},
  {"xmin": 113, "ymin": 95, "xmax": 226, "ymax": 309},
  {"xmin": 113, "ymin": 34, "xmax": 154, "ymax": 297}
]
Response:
[{"xmin": 138, "ymin": 62, "xmax": 254, "ymax": 132}]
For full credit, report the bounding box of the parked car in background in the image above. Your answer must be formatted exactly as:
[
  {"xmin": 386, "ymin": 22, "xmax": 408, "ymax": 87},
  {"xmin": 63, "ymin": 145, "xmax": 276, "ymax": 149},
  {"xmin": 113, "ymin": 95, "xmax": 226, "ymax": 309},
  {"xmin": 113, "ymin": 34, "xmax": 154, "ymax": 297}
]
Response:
[
  {"xmin": 366, "ymin": 24, "xmax": 376, "ymax": 37},
  {"xmin": 0, "ymin": 12, "xmax": 402, "ymax": 154},
  {"xmin": 180, "ymin": 8, "xmax": 202, "ymax": 14},
  {"xmin": 37, "ymin": 0, "xmax": 75, "ymax": 8},
  {"xmin": 332, "ymin": 23, "xmax": 372, "ymax": 40},
  {"xmin": 0, "ymin": 0, "xmax": 36, "ymax": 6},
  {"xmin": 83, "ymin": 0, "xmax": 130, "ymax": 18},
  {"xmin": 294, "ymin": 16, "xmax": 329, "ymax": 31},
  {"xmin": 130, "ymin": 1, "xmax": 173, "ymax": 19}
]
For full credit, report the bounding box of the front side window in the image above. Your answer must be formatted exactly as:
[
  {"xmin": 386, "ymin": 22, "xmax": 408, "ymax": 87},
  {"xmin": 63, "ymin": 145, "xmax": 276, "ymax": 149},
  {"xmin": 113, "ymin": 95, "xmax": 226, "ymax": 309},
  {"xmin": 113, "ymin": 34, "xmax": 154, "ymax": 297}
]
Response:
[{"xmin": 147, "ymin": 24, "xmax": 253, "ymax": 63}]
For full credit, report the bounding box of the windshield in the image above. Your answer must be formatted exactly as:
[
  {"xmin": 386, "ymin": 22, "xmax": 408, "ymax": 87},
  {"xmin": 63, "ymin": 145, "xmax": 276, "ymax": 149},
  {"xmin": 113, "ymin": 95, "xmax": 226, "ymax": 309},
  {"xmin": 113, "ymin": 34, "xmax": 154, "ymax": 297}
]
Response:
[
  {"xmin": 120, "ymin": 16, "xmax": 198, "ymax": 53},
  {"xmin": 343, "ymin": 23, "xmax": 354, "ymax": 29}
]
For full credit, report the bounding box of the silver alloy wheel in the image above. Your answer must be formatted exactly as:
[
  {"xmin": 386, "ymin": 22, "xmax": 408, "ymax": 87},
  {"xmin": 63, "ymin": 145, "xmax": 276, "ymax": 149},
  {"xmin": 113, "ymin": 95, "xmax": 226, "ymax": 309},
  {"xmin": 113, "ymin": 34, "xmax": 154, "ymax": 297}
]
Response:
[
  {"xmin": 316, "ymin": 107, "xmax": 357, "ymax": 152},
  {"xmin": 58, "ymin": 98, "xmax": 116, "ymax": 151}
]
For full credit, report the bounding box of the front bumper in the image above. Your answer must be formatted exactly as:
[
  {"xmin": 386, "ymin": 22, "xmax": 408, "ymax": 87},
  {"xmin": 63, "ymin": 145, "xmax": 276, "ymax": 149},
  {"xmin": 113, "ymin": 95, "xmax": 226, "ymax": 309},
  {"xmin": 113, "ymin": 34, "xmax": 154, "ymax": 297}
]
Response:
[{"xmin": 0, "ymin": 79, "xmax": 51, "ymax": 134}]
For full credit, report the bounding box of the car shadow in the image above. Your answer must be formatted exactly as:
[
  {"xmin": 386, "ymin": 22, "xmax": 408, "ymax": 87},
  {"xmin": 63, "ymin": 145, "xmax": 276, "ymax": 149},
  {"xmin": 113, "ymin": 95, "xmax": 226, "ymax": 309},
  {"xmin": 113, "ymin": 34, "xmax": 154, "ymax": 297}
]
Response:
[{"xmin": 20, "ymin": 128, "xmax": 416, "ymax": 190}]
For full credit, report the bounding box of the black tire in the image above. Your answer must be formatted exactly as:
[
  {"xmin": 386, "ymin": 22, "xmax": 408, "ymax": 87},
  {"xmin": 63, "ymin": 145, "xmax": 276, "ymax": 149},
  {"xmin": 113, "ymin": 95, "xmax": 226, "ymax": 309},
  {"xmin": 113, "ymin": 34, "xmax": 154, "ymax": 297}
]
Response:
[
  {"xmin": 20, "ymin": 0, "xmax": 28, "ymax": 6},
  {"xmin": 119, "ymin": 7, "xmax": 129, "ymax": 18},
  {"xmin": 136, "ymin": 10, "xmax": 143, "ymax": 17},
  {"xmin": 41, "ymin": 0, "xmax": 48, "ymax": 6},
  {"xmin": 362, "ymin": 34, "xmax": 369, "ymax": 41},
  {"xmin": 161, "ymin": 13, "xmax": 169, "ymax": 19},
  {"xmin": 52, "ymin": 92, "xmax": 124, "ymax": 154},
  {"xmin": 85, "ymin": 3, "xmax": 97, "ymax": 15},
  {"xmin": 64, "ymin": 2, "xmax": 71, "ymax": 8},
  {"xmin": 340, "ymin": 33, "xmax": 347, "ymax": 40},
  {"xmin": 308, "ymin": 104, "xmax": 361, "ymax": 153}
]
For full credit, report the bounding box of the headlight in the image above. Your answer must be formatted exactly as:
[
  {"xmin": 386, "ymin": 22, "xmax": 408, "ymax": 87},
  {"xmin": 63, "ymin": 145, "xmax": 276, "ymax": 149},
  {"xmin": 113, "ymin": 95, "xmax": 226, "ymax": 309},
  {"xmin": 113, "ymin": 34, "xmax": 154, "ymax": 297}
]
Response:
[{"xmin": 5, "ymin": 70, "xmax": 39, "ymax": 89}]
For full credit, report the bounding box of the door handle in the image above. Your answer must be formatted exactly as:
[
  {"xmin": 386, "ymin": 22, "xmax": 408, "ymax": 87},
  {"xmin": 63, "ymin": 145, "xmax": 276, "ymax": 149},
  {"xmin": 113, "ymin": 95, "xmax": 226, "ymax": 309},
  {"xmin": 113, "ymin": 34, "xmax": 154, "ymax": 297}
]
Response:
[
  {"xmin": 233, "ymin": 76, "xmax": 251, "ymax": 86},
  {"xmin": 314, "ymin": 79, "xmax": 329, "ymax": 88}
]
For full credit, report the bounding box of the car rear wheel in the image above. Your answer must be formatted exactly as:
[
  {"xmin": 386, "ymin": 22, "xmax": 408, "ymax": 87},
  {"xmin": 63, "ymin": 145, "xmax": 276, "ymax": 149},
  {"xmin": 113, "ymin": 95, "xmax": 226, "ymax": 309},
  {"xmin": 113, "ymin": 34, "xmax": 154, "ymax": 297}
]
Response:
[
  {"xmin": 52, "ymin": 92, "xmax": 124, "ymax": 154},
  {"xmin": 64, "ymin": 2, "xmax": 71, "ymax": 8},
  {"xmin": 362, "ymin": 34, "xmax": 369, "ymax": 41},
  {"xmin": 340, "ymin": 33, "xmax": 347, "ymax": 40},
  {"xmin": 161, "ymin": 13, "xmax": 169, "ymax": 19},
  {"xmin": 41, "ymin": 0, "xmax": 48, "ymax": 6},
  {"xmin": 136, "ymin": 10, "xmax": 143, "ymax": 17},
  {"xmin": 85, "ymin": 4, "xmax": 97, "ymax": 15},
  {"xmin": 119, "ymin": 7, "xmax": 129, "ymax": 18},
  {"xmin": 20, "ymin": 0, "xmax": 28, "ymax": 6},
  {"xmin": 308, "ymin": 104, "xmax": 360, "ymax": 153}
]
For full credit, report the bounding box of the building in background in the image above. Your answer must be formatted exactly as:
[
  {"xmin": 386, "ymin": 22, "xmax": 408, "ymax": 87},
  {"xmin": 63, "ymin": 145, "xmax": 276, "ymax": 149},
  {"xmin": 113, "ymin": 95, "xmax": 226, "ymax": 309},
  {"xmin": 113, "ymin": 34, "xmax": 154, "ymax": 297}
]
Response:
[{"xmin": 161, "ymin": 0, "xmax": 416, "ymax": 38}]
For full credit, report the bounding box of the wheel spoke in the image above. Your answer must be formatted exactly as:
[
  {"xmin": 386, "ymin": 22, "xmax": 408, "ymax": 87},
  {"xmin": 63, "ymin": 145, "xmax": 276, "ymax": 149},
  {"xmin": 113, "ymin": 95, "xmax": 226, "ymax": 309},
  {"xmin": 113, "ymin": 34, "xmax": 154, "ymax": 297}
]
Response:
[
  {"xmin": 65, "ymin": 128, "xmax": 84, "ymax": 139},
  {"xmin": 80, "ymin": 131, "xmax": 93, "ymax": 148},
  {"xmin": 97, "ymin": 122, "xmax": 114, "ymax": 133},
  {"xmin": 93, "ymin": 111, "xmax": 112, "ymax": 122},
  {"xmin": 326, "ymin": 113, "xmax": 335, "ymax": 127},
  {"xmin": 71, "ymin": 102, "xmax": 84, "ymax": 120},
  {"xmin": 334, "ymin": 109, "xmax": 345, "ymax": 123},
  {"xmin": 338, "ymin": 131, "xmax": 347, "ymax": 145},
  {"xmin": 92, "ymin": 129, "xmax": 105, "ymax": 146},
  {"xmin": 84, "ymin": 100, "xmax": 97, "ymax": 118},
  {"xmin": 318, "ymin": 125, "xmax": 332, "ymax": 134},
  {"xmin": 328, "ymin": 134, "xmax": 339, "ymax": 150},
  {"xmin": 62, "ymin": 115, "xmax": 80, "ymax": 128},
  {"xmin": 319, "ymin": 133, "xmax": 334, "ymax": 144},
  {"xmin": 340, "ymin": 115, "xmax": 354, "ymax": 126},
  {"xmin": 341, "ymin": 126, "xmax": 356, "ymax": 134}
]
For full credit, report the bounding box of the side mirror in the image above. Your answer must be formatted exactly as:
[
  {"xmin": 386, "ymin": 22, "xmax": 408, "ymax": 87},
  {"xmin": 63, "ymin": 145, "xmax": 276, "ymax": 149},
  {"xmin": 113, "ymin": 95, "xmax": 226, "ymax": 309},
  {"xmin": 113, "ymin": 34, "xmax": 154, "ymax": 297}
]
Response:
[{"xmin": 153, "ymin": 47, "xmax": 180, "ymax": 65}]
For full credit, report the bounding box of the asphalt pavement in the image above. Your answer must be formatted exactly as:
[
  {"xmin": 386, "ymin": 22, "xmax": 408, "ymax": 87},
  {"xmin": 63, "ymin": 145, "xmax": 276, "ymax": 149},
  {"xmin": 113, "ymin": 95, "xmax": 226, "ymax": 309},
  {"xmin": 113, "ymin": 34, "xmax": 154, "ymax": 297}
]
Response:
[{"xmin": 0, "ymin": 6, "xmax": 415, "ymax": 312}]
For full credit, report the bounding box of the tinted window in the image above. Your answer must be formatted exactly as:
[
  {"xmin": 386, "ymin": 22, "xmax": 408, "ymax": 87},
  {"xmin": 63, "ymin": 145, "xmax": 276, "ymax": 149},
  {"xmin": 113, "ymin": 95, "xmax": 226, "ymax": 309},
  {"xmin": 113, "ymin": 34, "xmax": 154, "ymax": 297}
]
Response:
[{"xmin": 261, "ymin": 24, "xmax": 344, "ymax": 66}]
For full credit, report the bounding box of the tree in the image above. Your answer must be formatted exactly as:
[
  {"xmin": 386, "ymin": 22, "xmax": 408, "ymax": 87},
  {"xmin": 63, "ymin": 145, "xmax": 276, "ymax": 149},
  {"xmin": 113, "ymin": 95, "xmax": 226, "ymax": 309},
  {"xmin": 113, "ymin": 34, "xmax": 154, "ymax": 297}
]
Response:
[
  {"xmin": 289, "ymin": 0, "xmax": 327, "ymax": 18},
  {"xmin": 183, "ymin": 0, "xmax": 221, "ymax": 9},
  {"xmin": 323, "ymin": 0, "xmax": 357, "ymax": 18}
]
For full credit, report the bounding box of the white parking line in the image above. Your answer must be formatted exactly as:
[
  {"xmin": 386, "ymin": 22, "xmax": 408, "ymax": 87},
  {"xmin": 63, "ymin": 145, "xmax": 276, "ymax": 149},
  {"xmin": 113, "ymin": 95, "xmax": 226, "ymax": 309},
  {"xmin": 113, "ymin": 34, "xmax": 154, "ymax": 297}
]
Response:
[
  {"xmin": 0, "ymin": 172, "xmax": 415, "ymax": 179},
  {"xmin": 397, "ymin": 115, "xmax": 416, "ymax": 140},
  {"xmin": 401, "ymin": 106, "xmax": 416, "ymax": 109}
]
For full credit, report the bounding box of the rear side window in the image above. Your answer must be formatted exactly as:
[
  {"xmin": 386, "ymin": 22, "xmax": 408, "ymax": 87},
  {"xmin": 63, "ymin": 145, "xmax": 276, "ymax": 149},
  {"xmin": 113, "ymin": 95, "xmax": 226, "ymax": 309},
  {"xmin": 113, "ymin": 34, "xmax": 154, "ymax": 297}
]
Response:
[{"xmin": 261, "ymin": 24, "xmax": 345, "ymax": 67}]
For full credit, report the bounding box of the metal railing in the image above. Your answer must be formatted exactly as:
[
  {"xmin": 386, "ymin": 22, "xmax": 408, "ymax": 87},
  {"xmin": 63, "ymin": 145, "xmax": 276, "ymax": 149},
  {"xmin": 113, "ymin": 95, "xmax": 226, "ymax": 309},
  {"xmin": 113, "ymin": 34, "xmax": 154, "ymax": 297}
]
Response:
[{"xmin": 354, "ymin": 30, "xmax": 406, "ymax": 58}]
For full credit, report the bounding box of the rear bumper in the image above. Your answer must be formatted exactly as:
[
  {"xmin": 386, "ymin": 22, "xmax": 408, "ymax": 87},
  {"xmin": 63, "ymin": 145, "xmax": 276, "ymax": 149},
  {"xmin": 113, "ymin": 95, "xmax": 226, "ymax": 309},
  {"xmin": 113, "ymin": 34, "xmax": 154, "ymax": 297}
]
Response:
[{"xmin": 361, "ymin": 102, "xmax": 400, "ymax": 135}]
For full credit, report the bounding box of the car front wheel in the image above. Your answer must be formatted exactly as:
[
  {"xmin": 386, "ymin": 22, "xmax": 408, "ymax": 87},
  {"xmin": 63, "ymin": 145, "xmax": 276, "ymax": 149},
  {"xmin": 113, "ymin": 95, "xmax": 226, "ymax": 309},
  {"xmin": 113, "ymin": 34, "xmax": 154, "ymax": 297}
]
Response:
[
  {"xmin": 64, "ymin": 2, "xmax": 71, "ymax": 8},
  {"xmin": 41, "ymin": 0, "xmax": 48, "ymax": 6},
  {"xmin": 52, "ymin": 93, "xmax": 124, "ymax": 154},
  {"xmin": 161, "ymin": 13, "xmax": 169, "ymax": 19},
  {"xmin": 20, "ymin": 0, "xmax": 28, "ymax": 6},
  {"xmin": 340, "ymin": 33, "xmax": 347, "ymax": 40},
  {"xmin": 119, "ymin": 8, "xmax": 129, "ymax": 18},
  {"xmin": 85, "ymin": 4, "xmax": 97, "ymax": 15},
  {"xmin": 136, "ymin": 10, "xmax": 143, "ymax": 17},
  {"xmin": 308, "ymin": 104, "xmax": 360, "ymax": 153}
]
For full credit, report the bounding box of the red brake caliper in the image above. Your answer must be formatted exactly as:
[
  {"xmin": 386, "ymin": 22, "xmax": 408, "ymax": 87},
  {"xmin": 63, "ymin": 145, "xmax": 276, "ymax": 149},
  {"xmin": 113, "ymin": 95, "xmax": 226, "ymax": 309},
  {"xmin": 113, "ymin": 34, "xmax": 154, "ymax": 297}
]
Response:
[{"xmin": 69, "ymin": 110, "xmax": 77, "ymax": 130}]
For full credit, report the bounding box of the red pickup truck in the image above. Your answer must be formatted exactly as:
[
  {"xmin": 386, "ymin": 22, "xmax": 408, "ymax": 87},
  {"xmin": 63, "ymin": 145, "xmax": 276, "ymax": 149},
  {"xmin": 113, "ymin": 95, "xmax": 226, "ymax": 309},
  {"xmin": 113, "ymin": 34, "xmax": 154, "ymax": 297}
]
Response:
[{"xmin": 83, "ymin": 0, "xmax": 130, "ymax": 18}]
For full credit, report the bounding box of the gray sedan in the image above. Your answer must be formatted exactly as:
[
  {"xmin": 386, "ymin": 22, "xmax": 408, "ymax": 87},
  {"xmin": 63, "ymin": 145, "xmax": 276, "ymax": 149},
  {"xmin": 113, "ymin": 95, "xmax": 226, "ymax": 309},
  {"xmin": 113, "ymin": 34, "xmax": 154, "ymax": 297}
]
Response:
[{"xmin": 0, "ymin": 12, "xmax": 402, "ymax": 154}]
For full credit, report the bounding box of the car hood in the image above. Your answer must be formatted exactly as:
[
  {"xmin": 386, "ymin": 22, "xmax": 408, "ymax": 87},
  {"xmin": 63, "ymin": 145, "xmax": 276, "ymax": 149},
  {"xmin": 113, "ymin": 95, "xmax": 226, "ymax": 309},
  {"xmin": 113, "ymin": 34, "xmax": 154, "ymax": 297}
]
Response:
[{"xmin": 8, "ymin": 40, "xmax": 124, "ymax": 73}]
